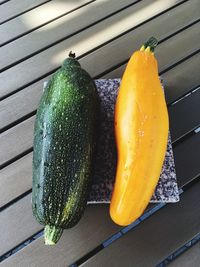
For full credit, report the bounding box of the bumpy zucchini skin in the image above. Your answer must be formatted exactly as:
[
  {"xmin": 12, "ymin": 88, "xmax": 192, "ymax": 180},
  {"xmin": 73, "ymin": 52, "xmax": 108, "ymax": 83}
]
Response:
[{"xmin": 32, "ymin": 55, "xmax": 99, "ymax": 245}]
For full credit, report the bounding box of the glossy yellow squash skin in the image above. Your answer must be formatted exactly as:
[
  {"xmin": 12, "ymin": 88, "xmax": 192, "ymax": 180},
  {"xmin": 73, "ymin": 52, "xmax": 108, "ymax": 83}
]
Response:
[{"xmin": 110, "ymin": 40, "xmax": 169, "ymax": 226}]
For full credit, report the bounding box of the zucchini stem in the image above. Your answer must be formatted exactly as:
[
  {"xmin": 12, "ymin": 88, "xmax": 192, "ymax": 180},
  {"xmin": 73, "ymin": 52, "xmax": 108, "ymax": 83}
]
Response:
[
  {"xmin": 44, "ymin": 225, "xmax": 63, "ymax": 245},
  {"xmin": 69, "ymin": 51, "xmax": 76, "ymax": 58}
]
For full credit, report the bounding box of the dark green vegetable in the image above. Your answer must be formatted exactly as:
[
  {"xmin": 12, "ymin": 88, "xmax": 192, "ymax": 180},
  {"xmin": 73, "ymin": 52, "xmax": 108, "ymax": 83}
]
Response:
[{"xmin": 32, "ymin": 53, "xmax": 99, "ymax": 245}]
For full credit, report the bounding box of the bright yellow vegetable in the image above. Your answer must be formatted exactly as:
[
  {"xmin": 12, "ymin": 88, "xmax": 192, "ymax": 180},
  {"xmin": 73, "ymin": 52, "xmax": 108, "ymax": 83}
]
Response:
[{"xmin": 110, "ymin": 37, "xmax": 169, "ymax": 226}]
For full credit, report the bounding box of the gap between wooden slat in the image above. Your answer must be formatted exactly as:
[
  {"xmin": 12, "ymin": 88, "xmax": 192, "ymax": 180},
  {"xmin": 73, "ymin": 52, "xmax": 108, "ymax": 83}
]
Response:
[
  {"xmin": 0, "ymin": 0, "xmax": 136, "ymax": 47},
  {"xmin": 160, "ymin": 48, "xmax": 200, "ymax": 76},
  {"xmin": 0, "ymin": 0, "xmax": 189, "ymax": 100},
  {"xmin": 0, "ymin": 0, "xmax": 140, "ymax": 72},
  {"xmin": 0, "ymin": 200, "xmax": 120, "ymax": 262},
  {"xmin": 0, "ymin": 0, "xmax": 10, "ymax": 5},
  {"xmin": 1, "ymin": 175, "xmax": 199, "ymax": 266},
  {"xmin": 78, "ymin": 180, "xmax": 200, "ymax": 267},
  {"xmin": 1, "ymin": 0, "xmax": 199, "ymax": 133},
  {"xmin": 172, "ymin": 124, "xmax": 200, "ymax": 147},
  {"xmin": 166, "ymin": 234, "xmax": 200, "ymax": 266},
  {"xmin": 75, "ymin": 203, "xmax": 165, "ymax": 266},
  {"xmin": 0, "ymin": 0, "xmax": 51, "ymax": 25},
  {"xmin": 0, "ymin": 229, "xmax": 43, "ymax": 263},
  {"xmin": 0, "ymin": 0, "xmax": 97, "ymax": 45},
  {"xmin": 171, "ymin": 85, "xmax": 200, "ymax": 105},
  {"xmin": 0, "ymin": 0, "xmax": 189, "ymax": 72},
  {"xmin": 170, "ymin": 86, "xmax": 200, "ymax": 144}
]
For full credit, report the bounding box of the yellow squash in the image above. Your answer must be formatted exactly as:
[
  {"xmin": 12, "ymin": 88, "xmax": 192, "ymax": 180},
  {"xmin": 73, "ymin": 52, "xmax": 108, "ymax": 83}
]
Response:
[{"xmin": 110, "ymin": 37, "xmax": 169, "ymax": 226}]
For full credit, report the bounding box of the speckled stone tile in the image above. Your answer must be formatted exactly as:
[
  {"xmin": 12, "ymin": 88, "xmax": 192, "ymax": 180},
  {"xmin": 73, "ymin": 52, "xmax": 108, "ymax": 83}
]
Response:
[{"xmin": 87, "ymin": 79, "xmax": 179, "ymax": 203}]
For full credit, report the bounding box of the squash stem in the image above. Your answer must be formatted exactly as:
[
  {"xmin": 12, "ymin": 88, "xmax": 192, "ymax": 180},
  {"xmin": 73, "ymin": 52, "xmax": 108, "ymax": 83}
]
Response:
[
  {"xmin": 140, "ymin": 37, "xmax": 158, "ymax": 52},
  {"xmin": 68, "ymin": 51, "xmax": 76, "ymax": 58},
  {"xmin": 44, "ymin": 225, "xmax": 63, "ymax": 245}
]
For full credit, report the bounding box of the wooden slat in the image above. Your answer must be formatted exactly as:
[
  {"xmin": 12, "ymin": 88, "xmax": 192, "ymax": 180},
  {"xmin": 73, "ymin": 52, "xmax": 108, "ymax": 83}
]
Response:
[
  {"xmin": 168, "ymin": 241, "xmax": 200, "ymax": 267},
  {"xmin": 0, "ymin": 131, "xmax": 199, "ymax": 262},
  {"xmin": 169, "ymin": 88, "xmax": 200, "ymax": 142},
  {"xmin": 3, "ymin": 0, "xmax": 198, "ymax": 73},
  {"xmin": 173, "ymin": 132, "xmax": 200, "ymax": 187},
  {"xmin": 0, "ymin": 0, "xmax": 10, "ymax": 4},
  {"xmin": 0, "ymin": 0, "xmax": 137, "ymax": 70},
  {"xmin": 163, "ymin": 52, "xmax": 200, "ymax": 104},
  {"xmin": 0, "ymin": 116, "xmax": 34, "ymax": 167},
  {"xmin": 0, "ymin": 0, "xmax": 49, "ymax": 24},
  {"xmin": 0, "ymin": 153, "xmax": 32, "ymax": 208},
  {"xmin": 0, "ymin": 0, "xmax": 94, "ymax": 45},
  {"xmin": 0, "ymin": 195, "xmax": 41, "ymax": 257},
  {"xmin": 0, "ymin": 0, "xmax": 184, "ymax": 99},
  {"xmin": 101, "ymin": 64, "xmax": 125, "ymax": 79},
  {"xmin": 0, "ymin": 76, "xmax": 48, "ymax": 131},
  {"xmin": 1, "ymin": 0, "xmax": 199, "ymax": 130},
  {"xmin": 0, "ymin": 204, "xmax": 120, "ymax": 266},
  {"xmin": 157, "ymin": 22, "xmax": 200, "ymax": 73},
  {"xmin": 81, "ymin": 181, "xmax": 200, "ymax": 267}
]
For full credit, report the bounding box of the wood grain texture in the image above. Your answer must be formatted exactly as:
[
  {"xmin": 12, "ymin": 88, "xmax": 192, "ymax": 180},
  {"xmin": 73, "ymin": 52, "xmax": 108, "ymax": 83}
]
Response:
[
  {"xmin": 163, "ymin": 52, "xmax": 200, "ymax": 104},
  {"xmin": 0, "ymin": 205, "xmax": 120, "ymax": 266},
  {"xmin": 0, "ymin": 0, "xmax": 10, "ymax": 4},
  {"xmin": 0, "ymin": 0, "xmax": 10, "ymax": 5},
  {"xmin": 169, "ymin": 88, "xmax": 200, "ymax": 143},
  {"xmin": 157, "ymin": 21, "xmax": 200, "ymax": 73},
  {"xmin": 0, "ymin": 0, "xmax": 183, "ymax": 99},
  {"xmin": 0, "ymin": 116, "xmax": 34, "ymax": 167},
  {"xmin": 173, "ymin": 133, "xmax": 200, "ymax": 188},
  {"xmin": 0, "ymin": 194, "xmax": 41, "ymax": 256},
  {"xmin": 0, "ymin": 0, "xmax": 93, "ymax": 45},
  {"xmin": 0, "ymin": 153, "xmax": 32, "ymax": 208},
  {"xmin": 81, "ymin": 182, "xmax": 200, "ymax": 267},
  {"xmin": 102, "ymin": 64, "xmax": 125, "ymax": 79},
  {"xmin": 0, "ymin": 0, "xmax": 136, "ymax": 70},
  {"xmin": 0, "ymin": 0, "xmax": 49, "ymax": 24},
  {"xmin": 0, "ymin": 76, "xmax": 49, "ymax": 131},
  {"xmin": 168, "ymin": 241, "xmax": 200, "ymax": 267},
  {"xmin": 1, "ymin": 0, "xmax": 199, "ymax": 130}
]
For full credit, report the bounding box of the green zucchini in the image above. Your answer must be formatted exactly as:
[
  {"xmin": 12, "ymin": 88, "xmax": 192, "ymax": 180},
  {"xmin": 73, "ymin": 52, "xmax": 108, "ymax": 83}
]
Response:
[{"xmin": 32, "ymin": 53, "xmax": 99, "ymax": 245}]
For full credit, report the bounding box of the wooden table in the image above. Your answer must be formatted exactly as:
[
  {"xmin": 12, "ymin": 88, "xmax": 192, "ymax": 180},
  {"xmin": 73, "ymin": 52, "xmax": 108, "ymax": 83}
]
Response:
[{"xmin": 0, "ymin": 0, "xmax": 200, "ymax": 266}]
